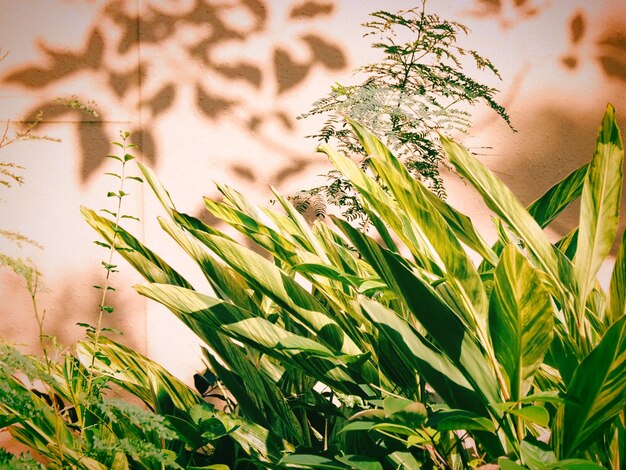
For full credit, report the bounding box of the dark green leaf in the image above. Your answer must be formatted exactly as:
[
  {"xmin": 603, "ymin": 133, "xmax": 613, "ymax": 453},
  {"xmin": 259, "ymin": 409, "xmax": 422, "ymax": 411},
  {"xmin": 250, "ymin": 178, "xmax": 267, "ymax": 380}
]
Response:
[{"xmin": 561, "ymin": 316, "xmax": 626, "ymax": 457}]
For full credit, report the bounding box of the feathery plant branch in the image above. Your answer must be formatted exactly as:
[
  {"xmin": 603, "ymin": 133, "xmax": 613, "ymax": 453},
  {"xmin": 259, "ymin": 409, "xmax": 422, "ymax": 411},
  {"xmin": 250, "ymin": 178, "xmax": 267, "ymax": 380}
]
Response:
[
  {"xmin": 0, "ymin": 255, "xmax": 50, "ymax": 370},
  {"xmin": 297, "ymin": 1, "xmax": 512, "ymax": 224}
]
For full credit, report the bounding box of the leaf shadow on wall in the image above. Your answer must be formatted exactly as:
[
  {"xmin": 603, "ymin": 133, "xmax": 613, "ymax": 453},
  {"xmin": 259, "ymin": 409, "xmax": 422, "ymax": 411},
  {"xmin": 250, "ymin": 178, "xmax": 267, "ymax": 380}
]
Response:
[
  {"xmin": 466, "ymin": 0, "xmax": 549, "ymax": 28},
  {"xmin": 562, "ymin": 10, "xmax": 626, "ymax": 84},
  {"xmin": 473, "ymin": 3, "xmax": 626, "ymax": 85},
  {"xmin": 2, "ymin": 0, "xmax": 347, "ymax": 185}
]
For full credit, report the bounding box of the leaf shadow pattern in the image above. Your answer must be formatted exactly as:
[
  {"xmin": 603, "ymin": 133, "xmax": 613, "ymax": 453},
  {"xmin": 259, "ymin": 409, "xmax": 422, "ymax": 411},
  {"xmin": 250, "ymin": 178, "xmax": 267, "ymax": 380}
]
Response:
[
  {"xmin": 472, "ymin": 1, "xmax": 626, "ymax": 87},
  {"xmin": 4, "ymin": 29, "xmax": 105, "ymax": 88},
  {"xmin": 561, "ymin": 8, "xmax": 626, "ymax": 84},
  {"xmin": 596, "ymin": 30, "xmax": 626, "ymax": 83},
  {"xmin": 53, "ymin": 272, "xmax": 147, "ymax": 352},
  {"xmin": 466, "ymin": 0, "xmax": 549, "ymax": 28},
  {"xmin": 2, "ymin": 0, "xmax": 346, "ymax": 183},
  {"xmin": 21, "ymin": 102, "xmax": 109, "ymax": 183},
  {"xmin": 0, "ymin": 270, "xmax": 146, "ymax": 356},
  {"xmin": 561, "ymin": 10, "xmax": 586, "ymax": 70},
  {"xmin": 238, "ymin": 108, "xmax": 321, "ymax": 187}
]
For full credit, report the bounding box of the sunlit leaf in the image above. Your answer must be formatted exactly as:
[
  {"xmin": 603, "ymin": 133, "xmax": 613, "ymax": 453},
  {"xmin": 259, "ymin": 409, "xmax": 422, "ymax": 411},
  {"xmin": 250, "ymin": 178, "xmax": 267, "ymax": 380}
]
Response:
[{"xmin": 574, "ymin": 104, "xmax": 623, "ymax": 311}]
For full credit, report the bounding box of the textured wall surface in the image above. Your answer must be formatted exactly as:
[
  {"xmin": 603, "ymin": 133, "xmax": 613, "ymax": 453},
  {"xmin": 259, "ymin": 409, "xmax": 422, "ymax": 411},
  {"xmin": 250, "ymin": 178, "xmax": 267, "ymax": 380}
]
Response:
[{"xmin": 1, "ymin": 0, "xmax": 625, "ymax": 385}]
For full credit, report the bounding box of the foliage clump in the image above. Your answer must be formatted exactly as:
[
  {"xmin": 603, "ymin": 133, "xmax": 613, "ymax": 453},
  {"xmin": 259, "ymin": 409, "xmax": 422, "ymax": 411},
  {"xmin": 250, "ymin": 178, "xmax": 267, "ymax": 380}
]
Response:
[
  {"xmin": 0, "ymin": 130, "xmax": 250, "ymax": 468},
  {"xmin": 0, "ymin": 448, "xmax": 43, "ymax": 470},
  {"xmin": 82, "ymin": 105, "xmax": 625, "ymax": 468}
]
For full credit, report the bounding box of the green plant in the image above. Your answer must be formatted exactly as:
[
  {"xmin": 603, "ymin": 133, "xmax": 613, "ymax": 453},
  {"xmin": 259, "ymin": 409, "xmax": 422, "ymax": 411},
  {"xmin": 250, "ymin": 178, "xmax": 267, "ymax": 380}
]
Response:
[
  {"xmin": 1, "ymin": 49, "xmax": 255, "ymax": 467},
  {"xmin": 77, "ymin": 334, "xmax": 290, "ymax": 469},
  {"xmin": 0, "ymin": 342, "xmax": 185, "ymax": 468},
  {"xmin": 84, "ymin": 104, "xmax": 624, "ymax": 468},
  {"xmin": 0, "ymin": 50, "xmax": 62, "ymax": 189},
  {"xmin": 297, "ymin": 1, "xmax": 512, "ymax": 223},
  {"xmin": 0, "ymin": 447, "xmax": 43, "ymax": 469},
  {"xmin": 1, "ymin": 129, "xmax": 285, "ymax": 468},
  {"xmin": 1, "ymin": 134, "xmax": 197, "ymax": 469},
  {"xmin": 81, "ymin": 131, "xmax": 142, "ymax": 393}
]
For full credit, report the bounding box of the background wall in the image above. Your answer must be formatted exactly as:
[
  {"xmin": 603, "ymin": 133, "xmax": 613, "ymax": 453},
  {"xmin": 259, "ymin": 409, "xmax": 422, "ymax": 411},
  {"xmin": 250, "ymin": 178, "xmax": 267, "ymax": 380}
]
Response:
[{"xmin": 1, "ymin": 0, "xmax": 625, "ymax": 383}]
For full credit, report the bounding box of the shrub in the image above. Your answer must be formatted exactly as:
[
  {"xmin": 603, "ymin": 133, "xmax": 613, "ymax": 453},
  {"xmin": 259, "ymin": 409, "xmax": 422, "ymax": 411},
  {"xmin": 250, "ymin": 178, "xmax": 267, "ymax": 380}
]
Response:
[
  {"xmin": 84, "ymin": 105, "xmax": 624, "ymax": 468},
  {"xmin": 0, "ymin": 133, "xmax": 247, "ymax": 469}
]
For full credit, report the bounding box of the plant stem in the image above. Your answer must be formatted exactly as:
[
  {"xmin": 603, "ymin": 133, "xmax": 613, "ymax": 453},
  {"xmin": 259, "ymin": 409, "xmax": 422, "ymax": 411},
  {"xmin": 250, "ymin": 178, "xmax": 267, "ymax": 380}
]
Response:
[
  {"xmin": 82, "ymin": 135, "xmax": 130, "ymax": 437},
  {"xmin": 29, "ymin": 271, "xmax": 51, "ymax": 372},
  {"xmin": 300, "ymin": 408, "xmax": 311, "ymax": 447}
]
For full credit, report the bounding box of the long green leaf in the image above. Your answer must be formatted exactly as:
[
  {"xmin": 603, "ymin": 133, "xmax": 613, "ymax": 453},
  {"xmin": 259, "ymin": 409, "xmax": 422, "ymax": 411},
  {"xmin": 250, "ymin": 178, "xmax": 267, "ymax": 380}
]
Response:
[
  {"xmin": 555, "ymin": 228, "xmax": 579, "ymax": 261},
  {"xmin": 134, "ymin": 283, "xmax": 370, "ymax": 396},
  {"xmin": 334, "ymin": 217, "xmax": 502, "ymax": 409},
  {"xmin": 479, "ymin": 162, "xmax": 589, "ymax": 275},
  {"xmin": 159, "ymin": 216, "xmax": 258, "ymax": 312},
  {"xmin": 270, "ymin": 188, "xmax": 331, "ymax": 261},
  {"xmin": 318, "ymin": 144, "xmax": 442, "ymax": 275},
  {"xmin": 77, "ymin": 336, "xmax": 204, "ymax": 411},
  {"xmin": 609, "ymin": 229, "xmax": 626, "ymax": 323},
  {"xmin": 440, "ymin": 134, "xmax": 579, "ymax": 329},
  {"xmin": 340, "ymin": 133, "xmax": 491, "ymax": 344},
  {"xmin": 187, "ymin": 228, "xmax": 365, "ymax": 359},
  {"xmin": 203, "ymin": 196, "xmax": 301, "ymax": 265},
  {"xmin": 215, "ymin": 182, "xmax": 265, "ymax": 220},
  {"xmin": 341, "ymin": 119, "xmax": 498, "ymax": 264},
  {"xmin": 439, "ymin": 135, "xmax": 560, "ymax": 283},
  {"xmin": 206, "ymin": 351, "xmax": 304, "ymax": 445},
  {"xmin": 527, "ymin": 164, "xmax": 589, "ymax": 228},
  {"xmin": 574, "ymin": 104, "xmax": 624, "ymax": 310},
  {"xmin": 359, "ymin": 297, "xmax": 484, "ymax": 411},
  {"xmin": 138, "ymin": 162, "xmax": 177, "ymax": 215},
  {"xmin": 489, "ymin": 244, "xmax": 554, "ymax": 401},
  {"xmin": 81, "ymin": 207, "xmax": 191, "ymax": 288},
  {"xmin": 79, "ymin": 345, "xmax": 289, "ymax": 467},
  {"xmin": 561, "ymin": 315, "xmax": 626, "ymax": 457},
  {"xmin": 121, "ymin": 214, "xmax": 303, "ymax": 443}
]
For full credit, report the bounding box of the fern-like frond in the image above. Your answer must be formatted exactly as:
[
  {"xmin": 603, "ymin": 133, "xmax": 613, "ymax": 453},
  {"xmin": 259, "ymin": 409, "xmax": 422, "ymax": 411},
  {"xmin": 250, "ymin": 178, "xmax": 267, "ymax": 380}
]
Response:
[
  {"xmin": 0, "ymin": 229, "xmax": 43, "ymax": 249},
  {"xmin": 298, "ymin": 1, "xmax": 512, "ymax": 222}
]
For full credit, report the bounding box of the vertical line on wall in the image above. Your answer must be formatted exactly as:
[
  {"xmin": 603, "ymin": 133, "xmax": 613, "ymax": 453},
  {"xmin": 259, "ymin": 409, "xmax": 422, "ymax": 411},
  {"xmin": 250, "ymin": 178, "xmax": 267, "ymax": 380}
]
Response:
[{"xmin": 135, "ymin": 0, "xmax": 148, "ymax": 356}]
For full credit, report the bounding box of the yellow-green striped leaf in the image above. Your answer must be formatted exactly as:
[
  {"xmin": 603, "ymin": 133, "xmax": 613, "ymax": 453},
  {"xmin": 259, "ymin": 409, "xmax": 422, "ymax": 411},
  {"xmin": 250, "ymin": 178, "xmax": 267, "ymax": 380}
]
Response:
[
  {"xmin": 561, "ymin": 315, "xmax": 626, "ymax": 457},
  {"xmin": 490, "ymin": 245, "xmax": 554, "ymax": 401},
  {"xmin": 81, "ymin": 207, "xmax": 191, "ymax": 288},
  {"xmin": 346, "ymin": 118, "xmax": 497, "ymax": 265},
  {"xmin": 609, "ymin": 229, "xmax": 626, "ymax": 323},
  {"xmin": 334, "ymin": 217, "xmax": 501, "ymax": 408},
  {"xmin": 527, "ymin": 164, "xmax": 589, "ymax": 229},
  {"xmin": 188, "ymin": 229, "xmax": 364, "ymax": 358},
  {"xmin": 440, "ymin": 134, "xmax": 579, "ymax": 327},
  {"xmin": 574, "ymin": 104, "xmax": 624, "ymax": 310}
]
